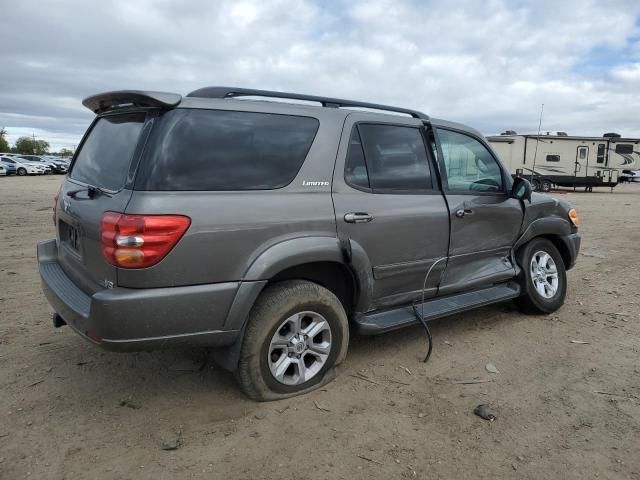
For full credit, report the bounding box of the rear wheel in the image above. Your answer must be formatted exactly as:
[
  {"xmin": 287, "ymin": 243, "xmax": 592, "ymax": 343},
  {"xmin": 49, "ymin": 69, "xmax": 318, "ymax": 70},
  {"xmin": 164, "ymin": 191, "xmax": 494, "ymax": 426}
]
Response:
[
  {"xmin": 541, "ymin": 179, "xmax": 552, "ymax": 192},
  {"xmin": 515, "ymin": 238, "xmax": 567, "ymax": 314},
  {"xmin": 17, "ymin": 167, "xmax": 27, "ymax": 176},
  {"xmin": 236, "ymin": 280, "xmax": 349, "ymax": 401}
]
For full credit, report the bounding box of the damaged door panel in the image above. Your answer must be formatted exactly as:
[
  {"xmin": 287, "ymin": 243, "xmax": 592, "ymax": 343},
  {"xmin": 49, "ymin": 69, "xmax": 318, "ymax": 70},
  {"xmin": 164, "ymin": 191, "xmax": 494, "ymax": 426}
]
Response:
[{"xmin": 433, "ymin": 128, "xmax": 524, "ymax": 295}]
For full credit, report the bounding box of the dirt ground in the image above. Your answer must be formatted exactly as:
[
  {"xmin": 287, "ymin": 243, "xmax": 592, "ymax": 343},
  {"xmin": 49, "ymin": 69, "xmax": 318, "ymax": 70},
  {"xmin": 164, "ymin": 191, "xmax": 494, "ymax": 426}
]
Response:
[{"xmin": 1, "ymin": 175, "xmax": 639, "ymax": 480}]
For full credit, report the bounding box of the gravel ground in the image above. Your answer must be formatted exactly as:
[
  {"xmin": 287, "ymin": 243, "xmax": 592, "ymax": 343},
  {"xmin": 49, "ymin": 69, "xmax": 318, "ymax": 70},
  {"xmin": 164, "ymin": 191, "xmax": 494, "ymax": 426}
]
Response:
[{"xmin": 1, "ymin": 175, "xmax": 639, "ymax": 479}]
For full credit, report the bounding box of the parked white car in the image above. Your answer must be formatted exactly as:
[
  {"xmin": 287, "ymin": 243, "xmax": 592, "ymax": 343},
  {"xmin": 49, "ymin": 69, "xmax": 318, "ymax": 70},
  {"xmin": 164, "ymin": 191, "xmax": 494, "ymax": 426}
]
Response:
[
  {"xmin": 19, "ymin": 155, "xmax": 67, "ymax": 174},
  {"xmin": 0, "ymin": 164, "xmax": 6, "ymax": 176},
  {"xmin": 0, "ymin": 156, "xmax": 43, "ymax": 175},
  {"xmin": 17, "ymin": 158, "xmax": 50, "ymax": 174}
]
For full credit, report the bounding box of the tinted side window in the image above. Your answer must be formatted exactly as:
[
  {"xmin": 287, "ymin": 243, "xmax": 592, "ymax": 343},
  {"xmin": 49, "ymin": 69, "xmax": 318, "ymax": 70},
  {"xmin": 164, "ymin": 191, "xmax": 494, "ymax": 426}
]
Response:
[
  {"xmin": 436, "ymin": 129, "xmax": 503, "ymax": 192},
  {"xmin": 344, "ymin": 127, "xmax": 369, "ymax": 189},
  {"xmin": 546, "ymin": 154, "xmax": 560, "ymax": 162},
  {"xmin": 615, "ymin": 144, "xmax": 634, "ymax": 154},
  {"xmin": 70, "ymin": 113, "xmax": 145, "ymax": 190},
  {"xmin": 136, "ymin": 109, "xmax": 319, "ymax": 191},
  {"xmin": 597, "ymin": 144, "xmax": 606, "ymax": 164},
  {"xmin": 357, "ymin": 124, "xmax": 432, "ymax": 192}
]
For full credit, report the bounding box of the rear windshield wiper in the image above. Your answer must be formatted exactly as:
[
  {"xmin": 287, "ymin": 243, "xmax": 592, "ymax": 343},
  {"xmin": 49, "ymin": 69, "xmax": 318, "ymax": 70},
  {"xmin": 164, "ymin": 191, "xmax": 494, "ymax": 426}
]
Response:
[{"xmin": 67, "ymin": 184, "xmax": 113, "ymax": 199}]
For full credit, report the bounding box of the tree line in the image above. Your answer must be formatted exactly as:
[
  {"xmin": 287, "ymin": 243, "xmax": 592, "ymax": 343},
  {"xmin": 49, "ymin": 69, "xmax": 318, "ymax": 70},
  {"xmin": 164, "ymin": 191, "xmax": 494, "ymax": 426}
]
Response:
[{"xmin": 0, "ymin": 128, "xmax": 74, "ymax": 157}]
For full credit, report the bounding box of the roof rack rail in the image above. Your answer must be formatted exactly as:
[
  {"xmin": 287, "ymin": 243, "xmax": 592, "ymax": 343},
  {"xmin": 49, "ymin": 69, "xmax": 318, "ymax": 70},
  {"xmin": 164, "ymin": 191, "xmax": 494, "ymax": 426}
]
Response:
[{"xmin": 186, "ymin": 86, "xmax": 429, "ymax": 120}]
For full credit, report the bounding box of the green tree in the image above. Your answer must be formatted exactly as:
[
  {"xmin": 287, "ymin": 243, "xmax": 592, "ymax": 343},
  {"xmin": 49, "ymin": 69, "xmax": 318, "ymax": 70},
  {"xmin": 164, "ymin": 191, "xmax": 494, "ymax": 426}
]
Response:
[
  {"xmin": 0, "ymin": 128, "xmax": 10, "ymax": 153},
  {"xmin": 59, "ymin": 148, "xmax": 74, "ymax": 158},
  {"xmin": 14, "ymin": 136, "xmax": 50, "ymax": 155}
]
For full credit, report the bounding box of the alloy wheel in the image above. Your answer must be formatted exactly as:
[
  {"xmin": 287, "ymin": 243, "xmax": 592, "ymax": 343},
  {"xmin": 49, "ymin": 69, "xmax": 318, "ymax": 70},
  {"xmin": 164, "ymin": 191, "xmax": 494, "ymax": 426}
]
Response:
[
  {"xmin": 268, "ymin": 311, "xmax": 332, "ymax": 386},
  {"xmin": 530, "ymin": 250, "xmax": 559, "ymax": 299}
]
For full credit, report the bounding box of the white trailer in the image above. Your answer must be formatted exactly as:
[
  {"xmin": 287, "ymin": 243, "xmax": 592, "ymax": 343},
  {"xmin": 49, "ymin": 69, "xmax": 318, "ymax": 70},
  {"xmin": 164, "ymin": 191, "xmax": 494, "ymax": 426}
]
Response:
[{"xmin": 487, "ymin": 132, "xmax": 640, "ymax": 191}]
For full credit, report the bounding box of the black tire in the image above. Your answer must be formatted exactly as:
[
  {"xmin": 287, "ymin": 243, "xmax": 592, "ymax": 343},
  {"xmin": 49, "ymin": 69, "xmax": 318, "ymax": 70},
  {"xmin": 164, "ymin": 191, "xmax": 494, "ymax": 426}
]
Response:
[
  {"xmin": 236, "ymin": 280, "xmax": 349, "ymax": 401},
  {"xmin": 17, "ymin": 167, "xmax": 27, "ymax": 176},
  {"xmin": 514, "ymin": 238, "xmax": 567, "ymax": 314},
  {"xmin": 531, "ymin": 178, "xmax": 541, "ymax": 192},
  {"xmin": 541, "ymin": 179, "xmax": 552, "ymax": 192}
]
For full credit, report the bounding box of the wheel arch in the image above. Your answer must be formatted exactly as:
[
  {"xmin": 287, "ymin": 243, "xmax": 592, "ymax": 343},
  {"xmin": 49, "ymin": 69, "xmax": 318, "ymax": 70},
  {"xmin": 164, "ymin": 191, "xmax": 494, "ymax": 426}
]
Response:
[
  {"xmin": 539, "ymin": 234, "xmax": 573, "ymax": 270},
  {"xmin": 242, "ymin": 236, "xmax": 373, "ymax": 312},
  {"xmin": 514, "ymin": 217, "xmax": 576, "ymax": 270},
  {"xmin": 213, "ymin": 237, "xmax": 373, "ymax": 372},
  {"xmin": 269, "ymin": 261, "xmax": 357, "ymax": 315}
]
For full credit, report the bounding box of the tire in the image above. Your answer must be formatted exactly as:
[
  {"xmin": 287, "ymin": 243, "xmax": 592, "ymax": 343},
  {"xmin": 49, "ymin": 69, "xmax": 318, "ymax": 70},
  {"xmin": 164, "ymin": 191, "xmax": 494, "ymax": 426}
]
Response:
[
  {"xmin": 531, "ymin": 178, "xmax": 541, "ymax": 192},
  {"xmin": 541, "ymin": 179, "xmax": 552, "ymax": 192},
  {"xmin": 237, "ymin": 280, "xmax": 349, "ymax": 401},
  {"xmin": 17, "ymin": 168, "xmax": 27, "ymax": 176},
  {"xmin": 514, "ymin": 238, "xmax": 567, "ymax": 314}
]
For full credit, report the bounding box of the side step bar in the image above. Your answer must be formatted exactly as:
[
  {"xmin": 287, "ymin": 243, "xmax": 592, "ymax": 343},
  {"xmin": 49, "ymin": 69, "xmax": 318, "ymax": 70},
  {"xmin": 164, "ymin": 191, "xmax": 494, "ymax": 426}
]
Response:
[{"xmin": 354, "ymin": 282, "xmax": 521, "ymax": 335}]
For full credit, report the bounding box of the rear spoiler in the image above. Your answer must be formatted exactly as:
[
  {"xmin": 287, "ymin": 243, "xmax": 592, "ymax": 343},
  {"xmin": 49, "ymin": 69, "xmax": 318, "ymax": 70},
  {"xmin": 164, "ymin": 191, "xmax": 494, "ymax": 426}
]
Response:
[{"xmin": 82, "ymin": 90, "xmax": 182, "ymax": 114}]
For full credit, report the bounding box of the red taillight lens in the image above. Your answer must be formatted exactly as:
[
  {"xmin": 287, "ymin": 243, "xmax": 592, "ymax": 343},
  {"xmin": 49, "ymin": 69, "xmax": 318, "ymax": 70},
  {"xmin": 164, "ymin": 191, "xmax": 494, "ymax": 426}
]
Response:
[
  {"xmin": 52, "ymin": 192, "xmax": 59, "ymax": 226},
  {"xmin": 100, "ymin": 212, "xmax": 191, "ymax": 268}
]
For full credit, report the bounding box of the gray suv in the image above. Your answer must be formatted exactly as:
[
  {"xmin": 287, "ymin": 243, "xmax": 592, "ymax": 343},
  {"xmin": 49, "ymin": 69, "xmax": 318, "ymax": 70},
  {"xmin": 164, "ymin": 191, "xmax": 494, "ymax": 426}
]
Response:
[{"xmin": 38, "ymin": 87, "xmax": 581, "ymax": 400}]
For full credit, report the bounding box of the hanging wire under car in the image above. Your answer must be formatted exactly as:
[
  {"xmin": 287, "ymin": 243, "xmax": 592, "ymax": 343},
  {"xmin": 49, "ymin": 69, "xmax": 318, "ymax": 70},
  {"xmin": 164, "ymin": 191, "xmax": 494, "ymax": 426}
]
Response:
[{"xmin": 412, "ymin": 257, "xmax": 447, "ymax": 363}]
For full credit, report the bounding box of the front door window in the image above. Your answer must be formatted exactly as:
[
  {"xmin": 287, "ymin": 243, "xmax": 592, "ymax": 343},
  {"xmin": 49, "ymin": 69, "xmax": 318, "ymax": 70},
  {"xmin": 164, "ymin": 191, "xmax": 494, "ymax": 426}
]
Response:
[{"xmin": 436, "ymin": 129, "xmax": 503, "ymax": 192}]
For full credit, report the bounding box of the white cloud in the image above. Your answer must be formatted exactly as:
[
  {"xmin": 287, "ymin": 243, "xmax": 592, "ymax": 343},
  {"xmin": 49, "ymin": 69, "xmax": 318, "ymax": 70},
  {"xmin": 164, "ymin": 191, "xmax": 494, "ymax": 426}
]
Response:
[
  {"xmin": 0, "ymin": 0, "xmax": 639, "ymax": 150},
  {"xmin": 612, "ymin": 63, "xmax": 640, "ymax": 81}
]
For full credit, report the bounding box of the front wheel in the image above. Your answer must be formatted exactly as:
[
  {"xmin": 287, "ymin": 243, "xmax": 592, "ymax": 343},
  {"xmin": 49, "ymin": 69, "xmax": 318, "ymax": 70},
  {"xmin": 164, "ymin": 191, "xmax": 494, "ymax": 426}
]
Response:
[
  {"xmin": 514, "ymin": 238, "xmax": 567, "ymax": 314},
  {"xmin": 236, "ymin": 280, "xmax": 349, "ymax": 401},
  {"xmin": 541, "ymin": 179, "xmax": 552, "ymax": 192},
  {"xmin": 17, "ymin": 168, "xmax": 27, "ymax": 176}
]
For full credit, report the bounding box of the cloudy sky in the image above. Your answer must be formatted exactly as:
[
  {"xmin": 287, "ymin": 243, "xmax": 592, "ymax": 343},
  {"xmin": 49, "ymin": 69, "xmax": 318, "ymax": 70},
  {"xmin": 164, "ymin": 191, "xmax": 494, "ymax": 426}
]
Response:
[{"xmin": 1, "ymin": 0, "xmax": 640, "ymax": 151}]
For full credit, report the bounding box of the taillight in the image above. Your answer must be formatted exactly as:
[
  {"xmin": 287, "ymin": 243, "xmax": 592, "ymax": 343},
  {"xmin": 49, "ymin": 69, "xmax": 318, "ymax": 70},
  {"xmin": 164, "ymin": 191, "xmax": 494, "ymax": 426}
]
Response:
[
  {"xmin": 52, "ymin": 192, "xmax": 59, "ymax": 226},
  {"xmin": 100, "ymin": 212, "xmax": 191, "ymax": 268}
]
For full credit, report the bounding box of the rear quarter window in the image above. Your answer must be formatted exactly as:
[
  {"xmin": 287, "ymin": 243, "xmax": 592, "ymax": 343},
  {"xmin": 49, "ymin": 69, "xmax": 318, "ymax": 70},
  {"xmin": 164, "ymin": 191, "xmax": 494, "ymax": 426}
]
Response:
[{"xmin": 135, "ymin": 109, "xmax": 319, "ymax": 191}]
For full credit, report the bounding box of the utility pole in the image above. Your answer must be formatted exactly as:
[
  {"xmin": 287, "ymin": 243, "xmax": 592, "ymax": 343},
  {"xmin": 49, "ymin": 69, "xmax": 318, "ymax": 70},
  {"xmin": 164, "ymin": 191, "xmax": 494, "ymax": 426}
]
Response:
[
  {"xmin": 32, "ymin": 132, "xmax": 37, "ymax": 154},
  {"xmin": 530, "ymin": 104, "xmax": 544, "ymax": 186}
]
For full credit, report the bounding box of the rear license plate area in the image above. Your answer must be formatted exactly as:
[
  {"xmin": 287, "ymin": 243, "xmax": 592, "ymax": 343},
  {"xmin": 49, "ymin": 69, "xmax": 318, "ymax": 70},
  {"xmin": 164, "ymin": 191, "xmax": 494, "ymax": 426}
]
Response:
[{"xmin": 61, "ymin": 221, "xmax": 80, "ymax": 252}]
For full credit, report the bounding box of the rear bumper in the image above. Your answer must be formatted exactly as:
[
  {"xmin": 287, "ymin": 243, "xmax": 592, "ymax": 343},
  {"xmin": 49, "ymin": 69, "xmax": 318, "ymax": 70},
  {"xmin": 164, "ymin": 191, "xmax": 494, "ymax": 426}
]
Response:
[{"xmin": 37, "ymin": 239, "xmax": 242, "ymax": 351}]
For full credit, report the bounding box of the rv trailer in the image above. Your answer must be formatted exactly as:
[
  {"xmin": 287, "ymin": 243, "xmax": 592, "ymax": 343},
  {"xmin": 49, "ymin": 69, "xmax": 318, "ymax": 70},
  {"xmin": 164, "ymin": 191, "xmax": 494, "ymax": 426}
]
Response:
[{"xmin": 487, "ymin": 132, "xmax": 640, "ymax": 191}]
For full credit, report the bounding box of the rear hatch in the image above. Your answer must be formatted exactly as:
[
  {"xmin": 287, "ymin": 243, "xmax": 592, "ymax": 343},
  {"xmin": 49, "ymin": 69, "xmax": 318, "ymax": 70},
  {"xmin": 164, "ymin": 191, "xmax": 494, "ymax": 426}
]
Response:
[{"xmin": 55, "ymin": 111, "xmax": 147, "ymax": 293}]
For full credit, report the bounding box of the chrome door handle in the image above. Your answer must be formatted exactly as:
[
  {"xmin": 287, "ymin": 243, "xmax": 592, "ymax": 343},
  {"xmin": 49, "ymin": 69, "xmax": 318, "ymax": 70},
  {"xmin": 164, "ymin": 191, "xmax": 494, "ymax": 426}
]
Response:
[
  {"xmin": 455, "ymin": 209, "xmax": 473, "ymax": 218},
  {"xmin": 344, "ymin": 212, "xmax": 373, "ymax": 223}
]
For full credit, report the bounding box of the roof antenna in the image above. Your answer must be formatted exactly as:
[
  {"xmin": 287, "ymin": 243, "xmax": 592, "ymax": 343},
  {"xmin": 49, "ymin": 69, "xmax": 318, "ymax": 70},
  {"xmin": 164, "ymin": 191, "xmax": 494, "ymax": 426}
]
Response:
[{"xmin": 530, "ymin": 103, "xmax": 544, "ymax": 185}]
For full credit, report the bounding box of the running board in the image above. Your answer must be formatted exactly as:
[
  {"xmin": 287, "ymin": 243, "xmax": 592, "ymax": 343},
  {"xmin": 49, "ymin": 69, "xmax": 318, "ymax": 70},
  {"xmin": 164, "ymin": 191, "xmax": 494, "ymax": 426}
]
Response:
[{"xmin": 354, "ymin": 282, "xmax": 521, "ymax": 335}]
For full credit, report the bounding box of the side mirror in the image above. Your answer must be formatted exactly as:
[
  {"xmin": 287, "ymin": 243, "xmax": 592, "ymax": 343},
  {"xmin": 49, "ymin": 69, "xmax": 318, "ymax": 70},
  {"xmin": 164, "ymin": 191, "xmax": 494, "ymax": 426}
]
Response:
[{"xmin": 511, "ymin": 177, "xmax": 532, "ymax": 203}]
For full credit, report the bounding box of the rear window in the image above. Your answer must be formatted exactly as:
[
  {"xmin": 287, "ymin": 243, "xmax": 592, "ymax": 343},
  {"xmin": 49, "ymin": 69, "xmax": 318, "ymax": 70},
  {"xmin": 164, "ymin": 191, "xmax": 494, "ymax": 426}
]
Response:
[
  {"xmin": 615, "ymin": 144, "xmax": 634, "ymax": 155},
  {"xmin": 70, "ymin": 113, "xmax": 145, "ymax": 190},
  {"xmin": 135, "ymin": 109, "xmax": 319, "ymax": 191}
]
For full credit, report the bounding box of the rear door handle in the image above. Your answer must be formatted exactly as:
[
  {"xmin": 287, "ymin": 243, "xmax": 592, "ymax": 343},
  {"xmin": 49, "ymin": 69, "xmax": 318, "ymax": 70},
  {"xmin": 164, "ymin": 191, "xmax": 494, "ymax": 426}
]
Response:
[
  {"xmin": 344, "ymin": 212, "xmax": 373, "ymax": 223},
  {"xmin": 455, "ymin": 208, "xmax": 473, "ymax": 217}
]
